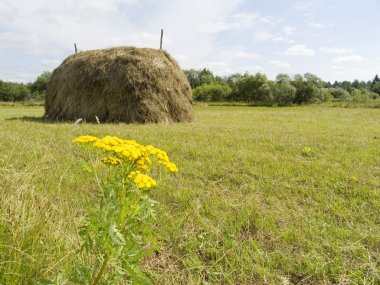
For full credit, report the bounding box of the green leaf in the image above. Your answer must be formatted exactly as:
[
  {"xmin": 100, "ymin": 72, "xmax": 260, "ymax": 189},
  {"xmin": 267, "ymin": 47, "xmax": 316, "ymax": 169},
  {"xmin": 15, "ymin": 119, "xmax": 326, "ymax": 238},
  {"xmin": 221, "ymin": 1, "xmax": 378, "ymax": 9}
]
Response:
[{"xmin": 124, "ymin": 262, "xmax": 153, "ymax": 285}]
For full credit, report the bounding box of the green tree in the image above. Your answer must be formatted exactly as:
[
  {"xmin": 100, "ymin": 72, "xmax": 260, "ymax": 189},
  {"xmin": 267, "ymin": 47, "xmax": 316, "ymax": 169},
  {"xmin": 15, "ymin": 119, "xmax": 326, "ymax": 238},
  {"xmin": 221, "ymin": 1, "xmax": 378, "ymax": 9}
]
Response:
[
  {"xmin": 328, "ymin": 88, "xmax": 351, "ymax": 101},
  {"xmin": 372, "ymin": 81, "xmax": 380, "ymax": 96},
  {"xmin": 0, "ymin": 81, "xmax": 31, "ymax": 101},
  {"xmin": 273, "ymin": 78, "xmax": 296, "ymax": 106},
  {"xmin": 30, "ymin": 71, "xmax": 52, "ymax": 95},
  {"xmin": 183, "ymin": 69, "xmax": 215, "ymax": 89},
  {"xmin": 292, "ymin": 73, "xmax": 324, "ymax": 104},
  {"xmin": 183, "ymin": 69, "xmax": 200, "ymax": 89},
  {"xmin": 351, "ymin": 89, "xmax": 370, "ymax": 103},
  {"xmin": 275, "ymin": 73, "xmax": 291, "ymax": 84},
  {"xmin": 234, "ymin": 73, "xmax": 271, "ymax": 104},
  {"xmin": 224, "ymin": 73, "xmax": 243, "ymax": 86},
  {"xmin": 372, "ymin": 74, "xmax": 380, "ymax": 86},
  {"xmin": 192, "ymin": 82, "xmax": 231, "ymax": 102}
]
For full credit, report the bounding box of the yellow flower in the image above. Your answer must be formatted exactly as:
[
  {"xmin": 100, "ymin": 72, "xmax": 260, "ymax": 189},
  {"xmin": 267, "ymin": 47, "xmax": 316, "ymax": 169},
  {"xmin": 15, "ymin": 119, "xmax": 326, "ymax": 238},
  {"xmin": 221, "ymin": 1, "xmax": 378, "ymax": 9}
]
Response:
[
  {"xmin": 128, "ymin": 171, "xmax": 157, "ymax": 189},
  {"xmin": 138, "ymin": 182, "xmax": 145, "ymax": 188},
  {"xmin": 301, "ymin": 147, "xmax": 312, "ymax": 156},
  {"xmin": 134, "ymin": 175, "xmax": 143, "ymax": 184},
  {"xmin": 101, "ymin": 156, "xmax": 121, "ymax": 165},
  {"xmin": 73, "ymin": 135, "xmax": 179, "ymax": 177},
  {"xmin": 72, "ymin": 135, "xmax": 99, "ymax": 144}
]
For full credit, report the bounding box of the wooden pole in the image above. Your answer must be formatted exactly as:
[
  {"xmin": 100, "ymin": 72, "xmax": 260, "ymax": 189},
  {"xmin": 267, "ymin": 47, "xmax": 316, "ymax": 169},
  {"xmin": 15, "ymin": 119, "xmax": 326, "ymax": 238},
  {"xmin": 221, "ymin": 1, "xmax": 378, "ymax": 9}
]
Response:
[
  {"xmin": 74, "ymin": 43, "xmax": 78, "ymax": 53},
  {"xmin": 160, "ymin": 29, "xmax": 163, "ymax": 49}
]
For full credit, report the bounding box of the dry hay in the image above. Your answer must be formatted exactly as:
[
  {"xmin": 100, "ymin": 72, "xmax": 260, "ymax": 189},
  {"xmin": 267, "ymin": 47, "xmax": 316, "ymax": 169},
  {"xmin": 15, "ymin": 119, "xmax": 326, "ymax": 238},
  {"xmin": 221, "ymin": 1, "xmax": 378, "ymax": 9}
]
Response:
[{"xmin": 45, "ymin": 46, "xmax": 194, "ymax": 123}]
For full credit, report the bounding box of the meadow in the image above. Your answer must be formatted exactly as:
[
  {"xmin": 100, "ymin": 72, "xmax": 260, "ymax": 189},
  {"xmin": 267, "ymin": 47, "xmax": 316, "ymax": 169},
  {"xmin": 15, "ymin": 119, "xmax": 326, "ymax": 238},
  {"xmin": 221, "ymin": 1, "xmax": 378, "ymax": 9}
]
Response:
[{"xmin": 0, "ymin": 105, "xmax": 379, "ymax": 284}]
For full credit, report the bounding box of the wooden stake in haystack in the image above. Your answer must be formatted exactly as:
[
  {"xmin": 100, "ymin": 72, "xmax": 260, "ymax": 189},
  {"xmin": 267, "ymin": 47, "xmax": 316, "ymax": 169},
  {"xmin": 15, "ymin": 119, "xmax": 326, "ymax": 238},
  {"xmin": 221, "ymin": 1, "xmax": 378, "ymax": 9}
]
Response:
[{"xmin": 160, "ymin": 29, "xmax": 163, "ymax": 49}]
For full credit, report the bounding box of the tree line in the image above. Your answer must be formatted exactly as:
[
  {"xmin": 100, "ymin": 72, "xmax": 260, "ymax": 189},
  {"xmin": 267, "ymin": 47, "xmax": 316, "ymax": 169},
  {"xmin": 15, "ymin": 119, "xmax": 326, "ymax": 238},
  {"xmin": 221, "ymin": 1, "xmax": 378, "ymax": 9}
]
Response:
[
  {"xmin": 184, "ymin": 69, "xmax": 380, "ymax": 106},
  {"xmin": 1, "ymin": 69, "xmax": 379, "ymax": 105},
  {"xmin": 0, "ymin": 71, "xmax": 51, "ymax": 102}
]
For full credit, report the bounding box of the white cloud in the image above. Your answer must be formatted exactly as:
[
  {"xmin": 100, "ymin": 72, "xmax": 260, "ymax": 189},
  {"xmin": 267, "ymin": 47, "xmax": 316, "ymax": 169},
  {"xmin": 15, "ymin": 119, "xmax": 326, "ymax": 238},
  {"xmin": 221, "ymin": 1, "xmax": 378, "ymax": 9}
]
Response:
[
  {"xmin": 333, "ymin": 65, "xmax": 380, "ymax": 81},
  {"xmin": 201, "ymin": 61, "xmax": 232, "ymax": 74},
  {"xmin": 201, "ymin": 12, "xmax": 273, "ymax": 34},
  {"xmin": 238, "ymin": 65, "xmax": 263, "ymax": 73},
  {"xmin": 106, "ymin": 32, "xmax": 174, "ymax": 49},
  {"xmin": 283, "ymin": 25, "xmax": 297, "ymax": 36},
  {"xmin": 0, "ymin": 0, "xmax": 250, "ymax": 80},
  {"xmin": 320, "ymin": 47, "xmax": 353, "ymax": 54},
  {"xmin": 0, "ymin": 65, "xmax": 37, "ymax": 83},
  {"xmin": 269, "ymin": 60, "xmax": 291, "ymax": 68},
  {"xmin": 197, "ymin": 48, "xmax": 262, "ymax": 75},
  {"xmin": 0, "ymin": 32, "xmax": 61, "ymax": 55},
  {"xmin": 332, "ymin": 65, "xmax": 344, "ymax": 70},
  {"xmin": 333, "ymin": 55, "xmax": 364, "ymax": 63},
  {"xmin": 309, "ymin": 22, "xmax": 331, "ymax": 28},
  {"xmin": 174, "ymin": 54, "xmax": 190, "ymax": 62},
  {"xmin": 294, "ymin": 0, "xmax": 319, "ymax": 15},
  {"xmin": 272, "ymin": 36, "xmax": 295, "ymax": 44},
  {"xmin": 0, "ymin": 0, "xmax": 377, "ymax": 83},
  {"xmin": 41, "ymin": 59, "xmax": 61, "ymax": 67},
  {"xmin": 254, "ymin": 31, "xmax": 274, "ymax": 42},
  {"xmin": 217, "ymin": 50, "xmax": 261, "ymax": 60},
  {"xmin": 284, "ymin": 45, "xmax": 315, "ymax": 56},
  {"xmin": 270, "ymin": 26, "xmax": 296, "ymax": 44},
  {"xmin": 201, "ymin": 21, "xmax": 238, "ymax": 33}
]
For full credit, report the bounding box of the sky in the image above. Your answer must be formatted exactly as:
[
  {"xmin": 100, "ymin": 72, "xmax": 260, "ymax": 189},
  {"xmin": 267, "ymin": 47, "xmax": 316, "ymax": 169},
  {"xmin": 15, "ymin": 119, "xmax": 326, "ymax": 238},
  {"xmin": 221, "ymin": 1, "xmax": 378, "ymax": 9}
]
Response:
[{"xmin": 0, "ymin": 0, "xmax": 379, "ymax": 83}]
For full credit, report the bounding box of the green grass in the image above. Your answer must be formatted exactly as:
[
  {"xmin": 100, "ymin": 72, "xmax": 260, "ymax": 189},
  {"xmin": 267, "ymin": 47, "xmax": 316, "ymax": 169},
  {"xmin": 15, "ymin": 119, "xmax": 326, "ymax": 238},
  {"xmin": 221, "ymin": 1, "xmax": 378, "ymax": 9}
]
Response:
[{"xmin": 1, "ymin": 105, "xmax": 379, "ymax": 284}]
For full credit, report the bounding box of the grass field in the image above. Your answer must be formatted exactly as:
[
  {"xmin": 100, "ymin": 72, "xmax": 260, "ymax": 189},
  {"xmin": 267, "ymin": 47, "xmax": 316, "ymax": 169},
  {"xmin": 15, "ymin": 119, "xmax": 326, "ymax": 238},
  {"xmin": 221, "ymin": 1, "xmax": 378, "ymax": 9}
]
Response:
[{"xmin": 1, "ymin": 105, "xmax": 380, "ymax": 284}]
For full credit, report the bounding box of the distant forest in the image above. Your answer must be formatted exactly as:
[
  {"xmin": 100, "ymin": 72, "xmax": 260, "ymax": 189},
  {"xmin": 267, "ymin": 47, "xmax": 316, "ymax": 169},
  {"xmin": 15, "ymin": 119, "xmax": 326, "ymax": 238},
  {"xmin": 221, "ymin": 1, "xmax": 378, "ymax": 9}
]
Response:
[
  {"xmin": 184, "ymin": 69, "xmax": 380, "ymax": 106},
  {"xmin": 1, "ymin": 69, "xmax": 379, "ymax": 106}
]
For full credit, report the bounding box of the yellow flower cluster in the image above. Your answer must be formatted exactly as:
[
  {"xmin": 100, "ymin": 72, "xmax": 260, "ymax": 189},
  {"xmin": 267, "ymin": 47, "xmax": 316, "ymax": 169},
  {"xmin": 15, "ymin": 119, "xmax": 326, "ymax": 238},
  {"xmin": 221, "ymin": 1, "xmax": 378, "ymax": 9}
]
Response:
[
  {"xmin": 127, "ymin": 171, "xmax": 157, "ymax": 189},
  {"xmin": 73, "ymin": 135, "xmax": 179, "ymax": 173},
  {"xmin": 101, "ymin": 156, "xmax": 121, "ymax": 165},
  {"xmin": 144, "ymin": 145, "xmax": 179, "ymax": 173},
  {"xmin": 73, "ymin": 135, "xmax": 178, "ymax": 189},
  {"xmin": 73, "ymin": 135, "xmax": 99, "ymax": 143},
  {"xmin": 158, "ymin": 161, "xmax": 179, "ymax": 173}
]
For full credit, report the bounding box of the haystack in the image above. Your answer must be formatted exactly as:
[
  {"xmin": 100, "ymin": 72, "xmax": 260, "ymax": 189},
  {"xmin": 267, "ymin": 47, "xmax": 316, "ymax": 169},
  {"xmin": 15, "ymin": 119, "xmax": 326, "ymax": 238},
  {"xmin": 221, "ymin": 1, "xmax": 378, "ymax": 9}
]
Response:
[{"xmin": 45, "ymin": 46, "xmax": 194, "ymax": 123}]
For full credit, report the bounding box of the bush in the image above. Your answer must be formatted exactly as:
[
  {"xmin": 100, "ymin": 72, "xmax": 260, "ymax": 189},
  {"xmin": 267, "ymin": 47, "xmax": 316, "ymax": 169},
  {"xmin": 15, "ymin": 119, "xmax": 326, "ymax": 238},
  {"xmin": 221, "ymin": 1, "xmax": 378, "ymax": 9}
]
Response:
[
  {"xmin": 0, "ymin": 81, "xmax": 31, "ymax": 102},
  {"xmin": 292, "ymin": 74, "xmax": 324, "ymax": 104},
  {"xmin": 322, "ymin": 89, "xmax": 333, "ymax": 102},
  {"xmin": 273, "ymin": 82, "xmax": 296, "ymax": 106},
  {"xmin": 351, "ymin": 89, "xmax": 371, "ymax": 103},
  {"xmin": 30, "ymin": 71, "xmax": 51, "ymax": 94},
  {"xmin": 328, "ymin": 88, "xmax": 351, "ymax": 101},
  {"xmin": 184, "ymin": 69, "xmax": 215, "ymax": 89},
  {"xmin": 372, "ymin": 81, "xmax": 380, "ymax": 96},
  {"xmin": 368, "ymin": 91, "xmax": 379, "ymax": 100},
  {"xmin": 193, "ymin": 83, "xmax": 231, "ymax": 102},
  {"xmin": 233, "ymin": 73, "xmax": 272, "ymax": 104}
]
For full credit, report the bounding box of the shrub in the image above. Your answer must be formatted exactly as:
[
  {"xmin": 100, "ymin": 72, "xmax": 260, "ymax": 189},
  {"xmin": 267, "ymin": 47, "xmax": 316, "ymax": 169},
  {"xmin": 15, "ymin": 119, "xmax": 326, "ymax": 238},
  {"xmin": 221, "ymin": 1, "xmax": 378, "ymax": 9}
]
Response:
[
  {"xmin": 328, "ymin": 88, "xmax": 351, "ymax": 101},
  {"xmin": 193, "ymin": 82, "xmax": 231, "ymax": 102},
  {"xmin": 372, "ymin": 81, "xmax": 380, "ymax": 96},
  {"xmin": 322, "ymin": 89, "xmax": 333, "ymax": 102},
  {"xmin": 273, "ymin": 82, "xmax": 296, "ymax": 106},
  {"xmin": 233, "ymin": 73, "xmax": 271, "ymax": 103},
  {"xmin": 184, "ymin": 69, "xmax": 215, "ymax": 89},
  {"xmin": 0, "ymin": 81, "xmax": 31, "ymax": 101},
  {"xmin": 30, "ymin": 71, "xmax": 51, "ymax": 94},
  {"xmin": 292, "ymin": 74, "xmax": 324, "ymax": 104},
  {"xmin": 351, "ymin": 89, "xmax": 370, "ymax": 103}
]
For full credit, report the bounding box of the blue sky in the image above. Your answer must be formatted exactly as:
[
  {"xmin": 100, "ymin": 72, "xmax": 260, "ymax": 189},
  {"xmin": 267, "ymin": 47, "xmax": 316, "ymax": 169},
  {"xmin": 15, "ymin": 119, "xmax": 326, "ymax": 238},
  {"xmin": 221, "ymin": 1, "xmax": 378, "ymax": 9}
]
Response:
[{"xmin": 0, "ymin": 0, "xmax": 379, "ymax": 82}]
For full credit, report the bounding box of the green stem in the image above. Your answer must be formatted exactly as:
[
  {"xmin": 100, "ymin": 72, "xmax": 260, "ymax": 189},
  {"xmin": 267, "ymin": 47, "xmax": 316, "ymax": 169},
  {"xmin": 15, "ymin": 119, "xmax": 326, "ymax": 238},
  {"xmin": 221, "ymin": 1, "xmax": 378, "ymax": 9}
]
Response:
[{"xmin": 91, "ymin": 254, "xmax": 110, "ymax": 285}]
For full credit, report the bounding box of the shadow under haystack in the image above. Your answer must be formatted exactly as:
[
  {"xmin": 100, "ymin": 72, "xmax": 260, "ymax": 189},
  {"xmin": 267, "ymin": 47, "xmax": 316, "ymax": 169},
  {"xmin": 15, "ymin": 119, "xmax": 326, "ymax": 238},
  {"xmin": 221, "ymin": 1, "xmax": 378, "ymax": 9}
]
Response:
[{"xmin": 45, "ymin": 47, "xmax": 194, "ymax": 123}]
